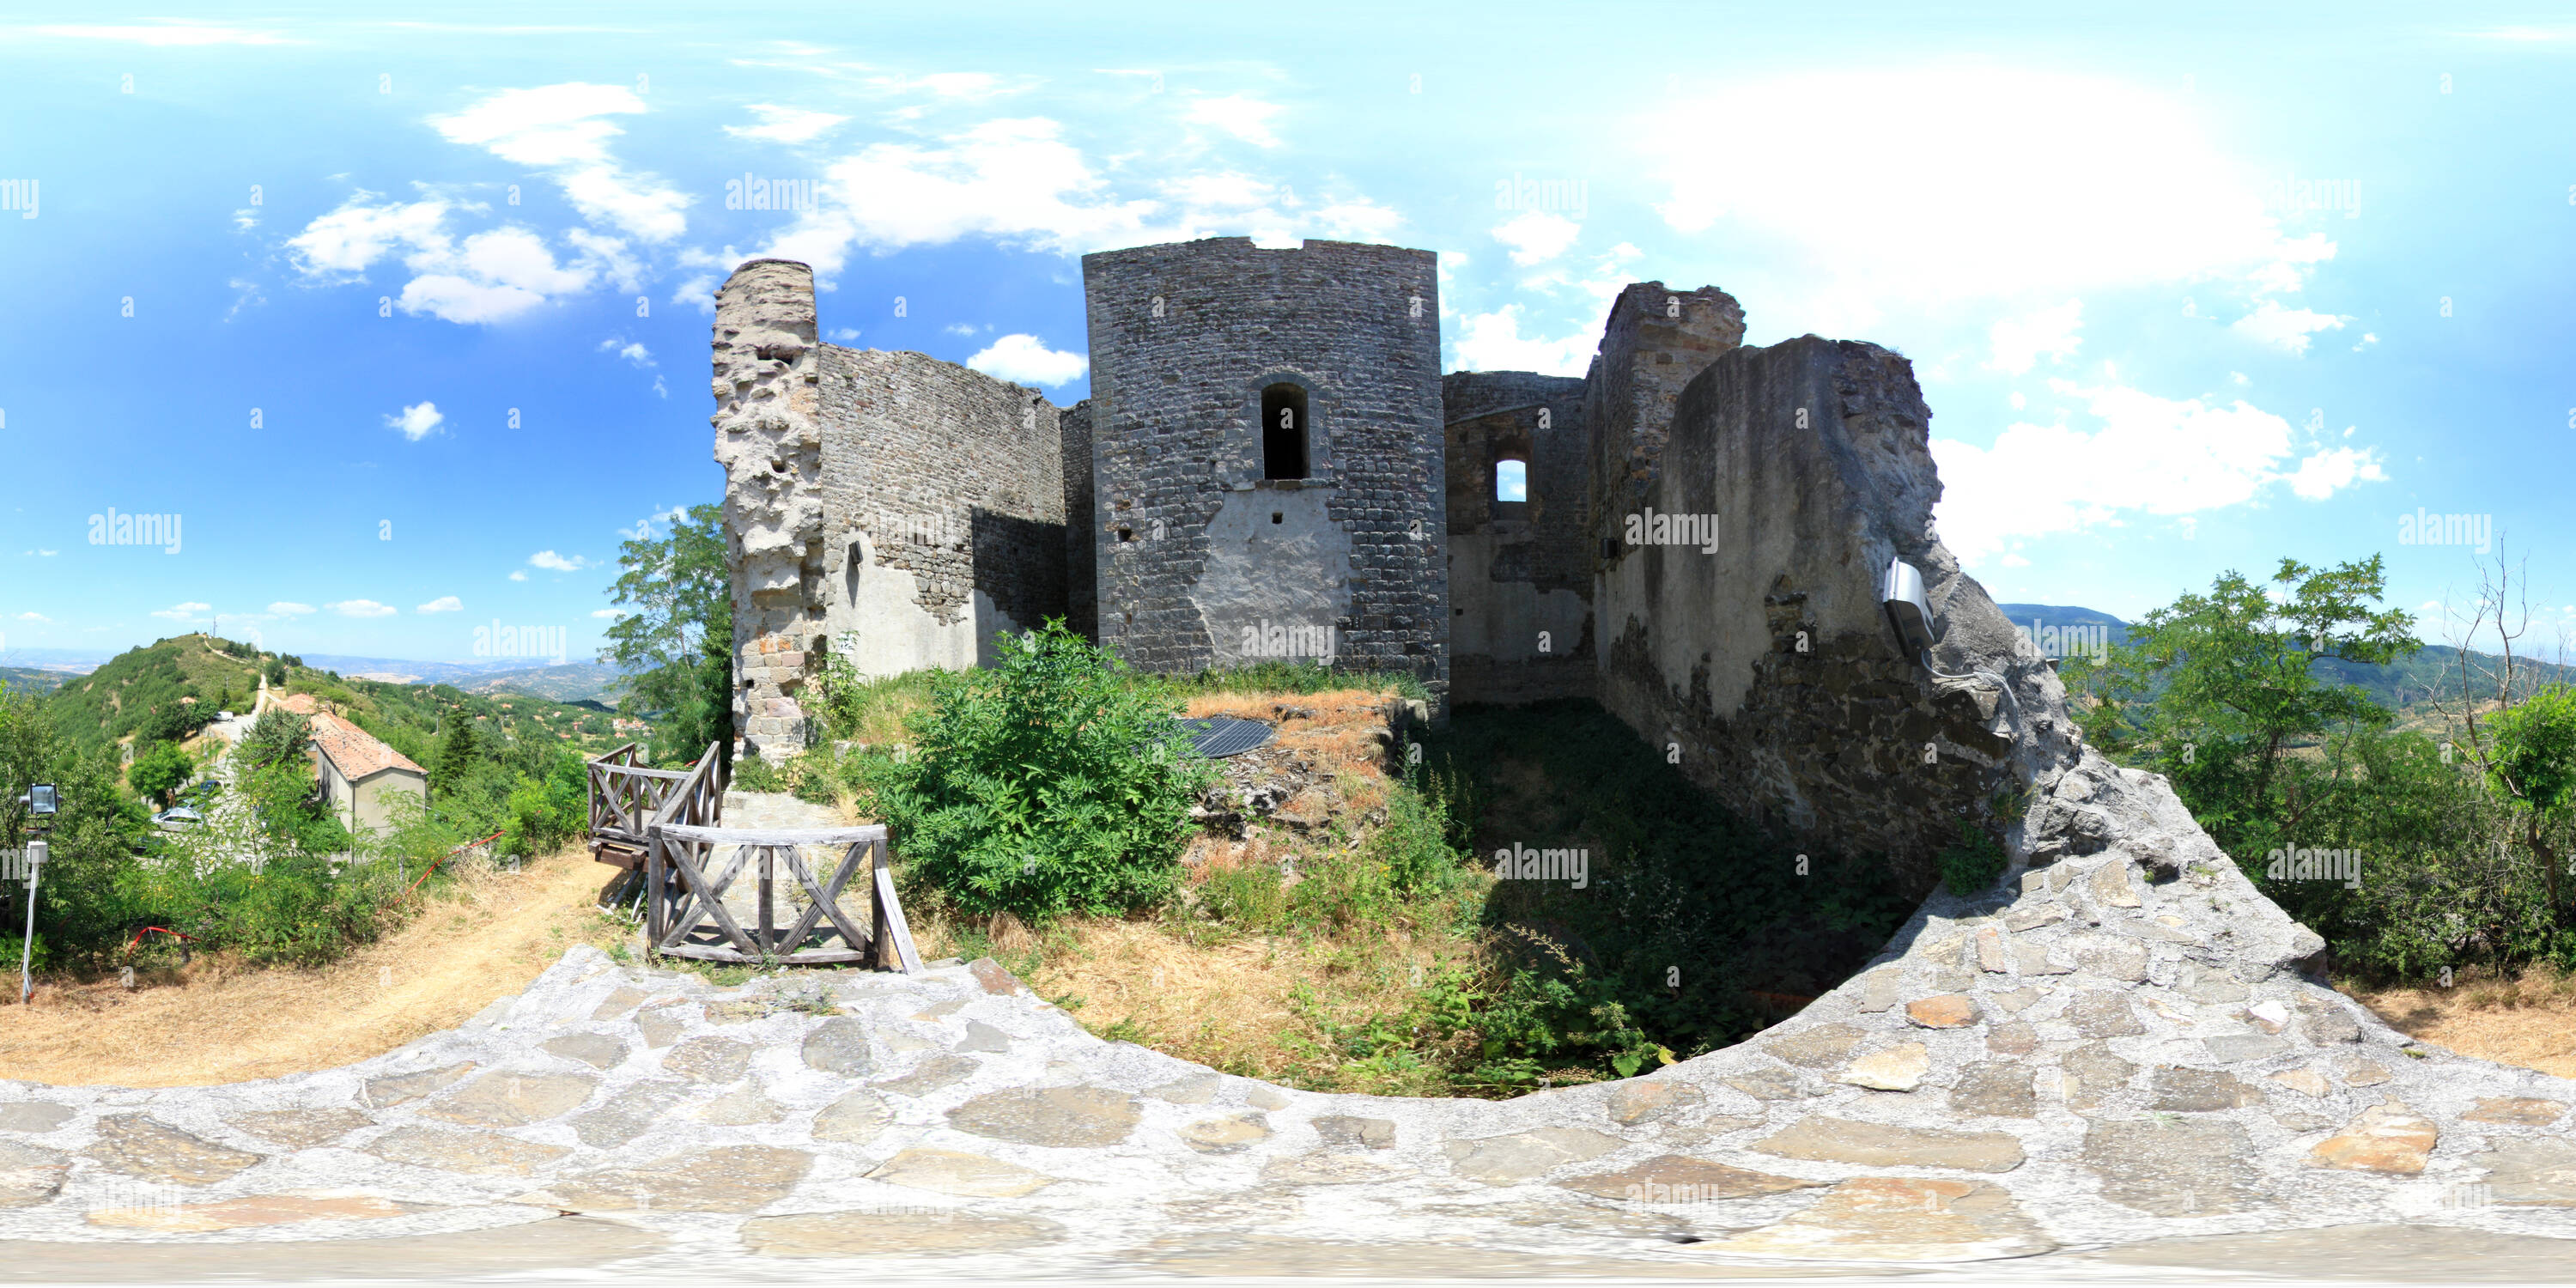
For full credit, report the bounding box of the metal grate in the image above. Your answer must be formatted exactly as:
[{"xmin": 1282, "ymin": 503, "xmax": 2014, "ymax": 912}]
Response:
[{"xmin": 1176, "ymin": 716, "xmax": 1275, "ymax": 759}]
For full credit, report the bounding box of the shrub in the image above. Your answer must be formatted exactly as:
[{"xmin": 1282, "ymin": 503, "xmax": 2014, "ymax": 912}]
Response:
[
  {"xmin": 879, "ymin": 621, "xmax": 1215, "ymax": 922},
  {"xmin": 1938, "ymin": 818, "xmax": 2007, "ymax": 895}
]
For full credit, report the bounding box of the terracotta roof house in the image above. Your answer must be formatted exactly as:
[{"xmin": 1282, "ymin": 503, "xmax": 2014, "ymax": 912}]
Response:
[
  {"xmin": 276, "ymin": 692, "xmax": 320, "ymax": 715},
  {"xmin": 307, "ymin": 711, "xmax": 427, "ymax": 836}
]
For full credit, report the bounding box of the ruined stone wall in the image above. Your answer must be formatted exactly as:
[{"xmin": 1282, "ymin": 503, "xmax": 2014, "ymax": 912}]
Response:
[
  {"xmin": 1082, "ymin": 238, "xmax": 1448, "ymax": 707},
  {"xmin": 1060, "ymin": 399, "xmax": 1097, "ymax": 641},
  {"xmin": 712, "ymin": 260, "xmax": 829, "ymax": 763},
  {"xmin": 1443, "ymin": 370, "xmax": 1591, "ymax": 705},
  {"xmin": 813, "ymin": 345, "xmax": 1066, "ymax": 682},
  {"xmin": 1580, "ymin": 283, "xmax": 1747, "ymax": 560},
  {"xmin": 1594, "ymin": 334, "xmax": 2046, "ymax": 890}
]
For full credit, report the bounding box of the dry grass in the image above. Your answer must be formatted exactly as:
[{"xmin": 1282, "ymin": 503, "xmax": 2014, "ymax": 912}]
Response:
[
  {"xmin": 1020, "ymin": 917, "xmax": 1472, "ymax": 1093},
  {"xmin": 0, "ymin": 847, "xmax": 626, "ymax": 1087},
  {"xmin": 2348, "ymin": 963, "xmax": 2576, "ymax": 1079}
]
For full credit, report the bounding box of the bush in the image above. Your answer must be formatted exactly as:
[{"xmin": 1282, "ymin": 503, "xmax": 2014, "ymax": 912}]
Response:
[{"xmin": 879, "ymin": 621, "xmax": 1215, "ymax": 922}]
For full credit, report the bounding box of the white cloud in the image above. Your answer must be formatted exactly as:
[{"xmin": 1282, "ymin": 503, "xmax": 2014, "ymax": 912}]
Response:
[
  {"xmin": 1185, "ymin": 94, "xmax": 1284, "ymax": 148},
  {"xmin": 289, "ymin": 196, "xmax": 606, "ymax": 325},
  {"xmin": 398, "ymin": 226, "xmax": 596, "ymax": 324},
  {"xmin": 15, "ymin": 611, "xmax": 50, "ymax": 623},
  {"xmin": 417, "ymin": 595, "xmax": 463, "ymax": 613},
  {"xmin": 386, "ymin": 402, "xmax": 445, "ymax": 440},
  {"xmin": 431, "ymin": 83, "xmax": 688, "ymax": 242},
  {"xmin": 760, "ymin": 118, "xmax": 1161, "ymax": 271},
  {"xmin": 2284, "ymin": 445, "xmax": 2388, "ymax": 500},
  {"xmin": 328, "ymin": 599, "xmax": 398, "ymax": 618},
  {"xmin": 1451, "ymin": 304, "xmax": 1595, "ymax": 377},
  {"xmin": 1492, "ymin": 210, "xmax": 1580, "ymax": 266},
  {"xmin": 287, "ymin": 197, "xmax": 453, "ymax": 279},
  {"xmin": 967, "ymin": 334, "xmax": 1088, "ymax": 386},
  {"xmin": 591, "ymin": 608, "xmax": 627, "ymax": 619},
  {"xmin": 508, "ymin": 570, "xmax": 529, "ymax": 582},
  {"xmin": 1165, "ymin": 172, "xmax": 1275, "ymax": 210},
  {"xmin": 1986, "ymin": 300, "xmax": 2083, "ymax": 374},
  {"xmin": 2233, "ymin": 300, "xmax": 2348, "ymax": 355},
  {"xmin": 150, "ymin": 602, "xmax": 212, "ymax": 622},
  {"xmin": 269, "ymin": 602, "xmax": 315, "ymax": 616},
  {"xmin": 528, "ymin": 550, "xmax": 591, "ymax": 572},
  {"xmin": 1645, "ymin": 67, "xmax": 2340, "ymax": 314},
  {"xmin": 2353, "ymin": 331, "xmax": 2379, "ymax": 351},
  {"xmin": 600, "ymin": 337, "xmax": 653, "ymax": 367},
  {"xmin": 726, "ymin": 103, "xmax": 849, "ymax": 144},
  {"xmin": 1932, "ymin": 380, "xmax": 2385, "ymax": 562}
]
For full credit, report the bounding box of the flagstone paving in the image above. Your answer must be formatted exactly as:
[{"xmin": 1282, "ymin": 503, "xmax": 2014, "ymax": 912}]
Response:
[{"xmin": 8, "ymin": 787, "xmax": 2576, "ymax": 1279}]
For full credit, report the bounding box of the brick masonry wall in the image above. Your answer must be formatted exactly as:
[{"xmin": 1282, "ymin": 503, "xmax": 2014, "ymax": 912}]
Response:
[
  {"xmin": 1083, "ymin": 238, "xmax": 1449, "ymax": 708},
  {"xmin": 815, "ymin": 344, "xmax": 1067, "ymax": 640}
]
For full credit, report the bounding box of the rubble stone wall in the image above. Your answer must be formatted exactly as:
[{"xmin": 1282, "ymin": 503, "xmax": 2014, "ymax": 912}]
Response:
[{"xmin": 1443, "ymin": 370, "xmax": 1592, "ymax": 704}]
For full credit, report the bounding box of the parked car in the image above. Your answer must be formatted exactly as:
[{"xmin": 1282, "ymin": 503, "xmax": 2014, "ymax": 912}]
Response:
[{"xmin": 152, "ymin": 806, "xmax": 205, "ymax": 827}]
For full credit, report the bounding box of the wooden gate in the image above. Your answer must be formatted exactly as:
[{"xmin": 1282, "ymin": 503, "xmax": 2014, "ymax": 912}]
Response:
[{"xmin": 645, "ymin": 822, "xmax": 921, "ymax": 973}]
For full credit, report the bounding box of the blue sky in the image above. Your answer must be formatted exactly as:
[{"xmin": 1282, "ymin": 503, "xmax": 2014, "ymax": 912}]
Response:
[{"xmin": 3, "ymin": 3, "xmax": 2573, "ymax": 665}]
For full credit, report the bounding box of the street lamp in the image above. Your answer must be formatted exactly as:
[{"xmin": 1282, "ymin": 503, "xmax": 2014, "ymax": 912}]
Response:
[{"xmin": 16, "ymin": 783, "xmax": 53, "ymax": 1005}]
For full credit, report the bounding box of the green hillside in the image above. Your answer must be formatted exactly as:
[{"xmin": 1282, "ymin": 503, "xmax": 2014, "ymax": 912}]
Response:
[
  {"xmin": 44, "ymin": 634, "xmax": 268, "ymax": 755},
  {"xmin": 38, "ymin": 634, "xmax": 647, "ymax": 763},
  {"xmin": 0, "ymin": 666, "xmax": 70, "ymax": 696}
]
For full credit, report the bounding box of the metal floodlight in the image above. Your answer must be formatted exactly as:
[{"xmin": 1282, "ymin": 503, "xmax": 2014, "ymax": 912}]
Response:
[
  {"xmin": 1882, "ymin": 558, "xmax": 1939, "ymax": 656},
  {"xmin": 20, "ymin": 784, "xmax": 54, "ymax": 817}
]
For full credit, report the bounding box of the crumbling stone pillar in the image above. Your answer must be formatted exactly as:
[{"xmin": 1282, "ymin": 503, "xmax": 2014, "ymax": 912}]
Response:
[
  {"xmin": 713, "ymin": 259, "xmax": 827, "ymax": 763},
  {"xmin": 1579, "ymin": 282, "xmax": 1746, "ymax": 562}
]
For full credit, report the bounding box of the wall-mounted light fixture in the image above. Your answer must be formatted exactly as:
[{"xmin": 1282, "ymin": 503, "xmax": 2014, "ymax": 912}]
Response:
[{"xmin": 1884, "ymin": 557, "xmax": 2022, "ymax": 737}]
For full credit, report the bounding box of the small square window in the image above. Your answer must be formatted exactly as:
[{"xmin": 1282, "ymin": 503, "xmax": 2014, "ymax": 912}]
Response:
[{"xmin": 1272, "ymin": 513, "xmax": 1284, "ymax": 524}]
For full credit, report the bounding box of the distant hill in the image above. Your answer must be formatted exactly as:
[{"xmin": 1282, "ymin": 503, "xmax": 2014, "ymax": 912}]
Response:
[
  {"xmin": 1, "ymin": 666, "xmax": 70, "ymax": 696},
  {"xmin": 455, "ymin": 662, "xmax": 628, "ymax": 705},
  {"xmin": 1993, "ymin": 604, "xmax": 2572, "ymax": 714}
]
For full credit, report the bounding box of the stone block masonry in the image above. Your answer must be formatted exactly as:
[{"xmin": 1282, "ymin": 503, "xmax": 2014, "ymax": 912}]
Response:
[
  {"xmin": 712, "ymin": 260, "xmax": 829, "ymax": 763},
  {"xmin": 1083, "ymin": 238, "xmax": 1449, "ymax": 711}
]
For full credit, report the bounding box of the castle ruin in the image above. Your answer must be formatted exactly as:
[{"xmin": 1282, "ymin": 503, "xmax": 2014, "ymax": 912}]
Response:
[{"xmin": 715, "ymin": 236, "xmax": 2007, "ymax": 882}]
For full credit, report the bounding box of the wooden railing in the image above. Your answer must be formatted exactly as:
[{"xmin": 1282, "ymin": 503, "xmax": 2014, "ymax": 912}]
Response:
[
  {"xmin": 586, "ymin": 741, "xmax": 721, "ymax": 869},
  {"xmin": 644, "ymin": 822, "xmax": 920, "ymax": 973}
]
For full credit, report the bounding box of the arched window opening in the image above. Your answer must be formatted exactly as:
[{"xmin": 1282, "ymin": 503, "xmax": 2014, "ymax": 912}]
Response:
[
  {"xmin": 1494, "ymin": 459, "xmax": 1528, "ymax": 503},
  {"xmin": 1261, "ymin": 383, "xmax": 1309, "ymax": 480}
]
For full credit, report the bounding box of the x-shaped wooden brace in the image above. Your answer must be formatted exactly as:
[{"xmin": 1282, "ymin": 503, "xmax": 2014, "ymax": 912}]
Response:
[
  {"xmin": 776, "ymin": 841, "xmax": 874, "ymax": 956},
  {"xmin": 659, "ymin": 838, "xmax": 761, "ymax": 956}
]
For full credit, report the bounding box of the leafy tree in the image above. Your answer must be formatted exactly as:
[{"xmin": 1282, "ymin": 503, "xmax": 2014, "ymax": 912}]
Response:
[
  {"xmin": 2072, "ymin": 555, "xmax": 2418, "ymax": 854},
  {"xmin": 600, "ymin": 502, "xmax": 732, "ymax": 769},
  {"xmin": 2485, "ymin": 683, "xmax": 2576, "ymax": 914},
  {"xmin": 0, "ymin": 689, "xmax": 150, "ymax": 969},
  {"xmin": 127, "ymin": 741, "xmax": 195, "ymax": 807}
]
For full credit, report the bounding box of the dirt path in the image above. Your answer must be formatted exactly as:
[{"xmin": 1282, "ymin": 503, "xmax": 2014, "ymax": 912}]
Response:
[{"xmin": 0, "ymin": 848, "xmax": 626, "ymax": 1087}]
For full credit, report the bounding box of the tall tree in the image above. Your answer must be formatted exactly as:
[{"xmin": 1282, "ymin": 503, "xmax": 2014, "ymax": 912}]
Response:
[
  {"xmin": 434, "ymin": 713, "xmax": 480, "ymax": 792},
  {"xmin": 600, "ymin": 503, "xmax": 733, "ymax": 768}
]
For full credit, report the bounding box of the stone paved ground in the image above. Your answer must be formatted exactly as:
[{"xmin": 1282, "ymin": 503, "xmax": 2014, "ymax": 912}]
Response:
[{"xmin": 7, "ymin": 811, "xmax": 2576, "ymax": 1284}]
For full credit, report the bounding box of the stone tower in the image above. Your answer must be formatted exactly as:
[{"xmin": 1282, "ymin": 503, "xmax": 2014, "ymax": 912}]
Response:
[
  {"xmin": 711, "ymin": 260, "xmax": 829, "ymax": 763},
  {"xmin": 1080, "ymin": 238, "xmax": 1450, "ymax": 709}
]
